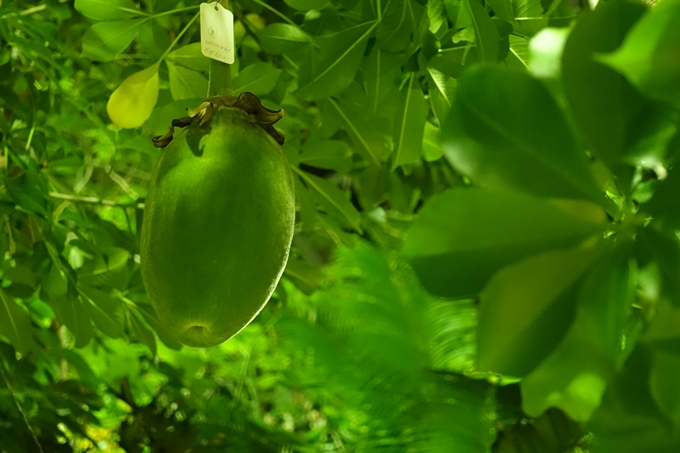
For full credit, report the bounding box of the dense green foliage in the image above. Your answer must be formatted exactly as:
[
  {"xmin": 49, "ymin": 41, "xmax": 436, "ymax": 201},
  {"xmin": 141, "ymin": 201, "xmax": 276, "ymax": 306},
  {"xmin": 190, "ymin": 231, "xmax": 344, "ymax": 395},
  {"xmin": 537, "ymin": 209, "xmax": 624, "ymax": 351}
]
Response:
[{"xmin": 0, "ymin": 0, "xmax": 679, "ymax": 451}]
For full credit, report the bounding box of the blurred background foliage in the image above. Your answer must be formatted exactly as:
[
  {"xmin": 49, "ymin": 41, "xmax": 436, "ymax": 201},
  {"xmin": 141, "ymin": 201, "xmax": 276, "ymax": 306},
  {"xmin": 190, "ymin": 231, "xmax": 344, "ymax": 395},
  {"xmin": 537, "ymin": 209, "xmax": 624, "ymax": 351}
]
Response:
[{"xmin": 0, "ymin": 0, "xmax": 680, "ymax": 451}]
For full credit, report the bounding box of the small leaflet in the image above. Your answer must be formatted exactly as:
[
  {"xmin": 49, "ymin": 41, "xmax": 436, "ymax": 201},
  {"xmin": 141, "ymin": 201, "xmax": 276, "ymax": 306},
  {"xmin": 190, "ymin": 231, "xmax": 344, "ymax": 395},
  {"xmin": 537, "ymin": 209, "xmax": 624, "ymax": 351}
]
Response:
[{"xmin": 200, "ymin": 2, "xmax": 235, "ymax": 64}]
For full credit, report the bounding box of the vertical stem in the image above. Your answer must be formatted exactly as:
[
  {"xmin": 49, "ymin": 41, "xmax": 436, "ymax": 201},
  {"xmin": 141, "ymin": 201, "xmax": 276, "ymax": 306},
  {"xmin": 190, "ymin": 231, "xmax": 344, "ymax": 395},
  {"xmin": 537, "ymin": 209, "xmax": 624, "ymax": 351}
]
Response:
[{"xmin": 208, "ymin": 0, "xmax": 233, "ymax": 97}]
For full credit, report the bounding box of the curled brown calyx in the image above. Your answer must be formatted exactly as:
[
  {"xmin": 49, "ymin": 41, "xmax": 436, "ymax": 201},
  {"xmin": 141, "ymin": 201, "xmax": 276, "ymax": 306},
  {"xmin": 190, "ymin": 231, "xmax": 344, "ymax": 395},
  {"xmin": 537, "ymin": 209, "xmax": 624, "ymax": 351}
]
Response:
[{"xmin": 152, "ymin": 92, "xmax": 285, "ymax": 148}]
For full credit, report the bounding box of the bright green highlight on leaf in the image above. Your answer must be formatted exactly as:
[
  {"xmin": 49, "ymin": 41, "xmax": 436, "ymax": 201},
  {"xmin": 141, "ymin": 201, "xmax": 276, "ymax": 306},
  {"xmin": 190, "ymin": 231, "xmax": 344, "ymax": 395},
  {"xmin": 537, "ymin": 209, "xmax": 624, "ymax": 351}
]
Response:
[{"xmin": 106, "ymin": 63, "xmax": 159, "ymax": 128}]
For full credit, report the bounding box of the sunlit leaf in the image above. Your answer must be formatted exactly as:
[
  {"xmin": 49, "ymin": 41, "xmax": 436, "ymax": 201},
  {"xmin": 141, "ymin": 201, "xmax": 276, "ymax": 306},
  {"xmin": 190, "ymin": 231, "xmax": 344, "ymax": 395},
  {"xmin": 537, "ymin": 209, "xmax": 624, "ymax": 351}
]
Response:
[{"xmin": 106, "ymin": 63, "xmax": 160, "ymax": 128}]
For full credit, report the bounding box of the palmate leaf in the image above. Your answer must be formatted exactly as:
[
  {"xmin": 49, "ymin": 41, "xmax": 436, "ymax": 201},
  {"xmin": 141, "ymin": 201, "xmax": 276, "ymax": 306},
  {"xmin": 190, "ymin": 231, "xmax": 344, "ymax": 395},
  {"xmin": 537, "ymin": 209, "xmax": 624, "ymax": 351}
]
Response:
[
  {"xmin": 402, "ymin": 189, "xmax": 605, "ymax": 298},
  {"xmin": 521, "ymin": 249, "xmax": 635, "ymax": 422},
  {"xmin": 297, "ymin": 21, "xmax": 377, "ymax": 100},
  {"xmin": 442, "ymin": 66, "xmax": 604, "ymax": 204},
  {"xmin": 597, "ymin": 0, "xmax": 680, "ymax": 107},
  {"xmin": 562, "ymin": 0, "xmax": 662, "ymax": 170},
  {"xmin": 477, "ymin": 244, "xmax": 602, "ymax": 377},
  {"xmin": 392, "ymin": 73, "xmax": 427, "ymax": 169}
]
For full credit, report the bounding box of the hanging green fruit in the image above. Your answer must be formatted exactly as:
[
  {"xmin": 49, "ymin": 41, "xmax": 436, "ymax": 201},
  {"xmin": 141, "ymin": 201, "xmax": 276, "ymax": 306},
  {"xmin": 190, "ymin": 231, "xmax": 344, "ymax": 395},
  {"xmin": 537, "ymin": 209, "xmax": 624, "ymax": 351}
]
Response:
[{"xmin": 141, "ymin": 92, "xmax": 295, "ymax": 347}]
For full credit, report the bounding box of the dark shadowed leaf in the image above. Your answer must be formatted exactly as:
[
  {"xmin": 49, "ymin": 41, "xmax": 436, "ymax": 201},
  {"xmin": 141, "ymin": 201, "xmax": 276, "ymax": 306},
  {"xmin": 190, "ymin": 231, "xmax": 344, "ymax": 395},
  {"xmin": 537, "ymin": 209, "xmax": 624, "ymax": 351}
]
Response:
[
  {"xmin": 442, "ymin": 66, "xmax": 604, "ymax": 204},
  {"xmin": 402, "ymin": 189, "xmax": 605, "ymax": 298}
]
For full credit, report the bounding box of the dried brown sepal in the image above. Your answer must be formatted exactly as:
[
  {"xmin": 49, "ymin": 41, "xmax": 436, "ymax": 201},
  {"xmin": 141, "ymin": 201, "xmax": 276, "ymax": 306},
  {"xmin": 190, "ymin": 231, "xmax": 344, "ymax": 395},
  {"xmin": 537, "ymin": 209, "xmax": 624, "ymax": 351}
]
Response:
[{"xmin": 152, "ymin": 92, "xmax": 285, "ymax": 148}]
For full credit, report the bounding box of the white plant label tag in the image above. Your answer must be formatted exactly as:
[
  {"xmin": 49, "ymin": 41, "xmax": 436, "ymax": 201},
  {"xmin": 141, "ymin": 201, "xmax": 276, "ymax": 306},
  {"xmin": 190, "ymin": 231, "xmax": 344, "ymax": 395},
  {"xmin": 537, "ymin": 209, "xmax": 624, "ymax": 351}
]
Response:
[{"xmin": 200, "ymin": 2, "xmax": 235, "ymax": 64}]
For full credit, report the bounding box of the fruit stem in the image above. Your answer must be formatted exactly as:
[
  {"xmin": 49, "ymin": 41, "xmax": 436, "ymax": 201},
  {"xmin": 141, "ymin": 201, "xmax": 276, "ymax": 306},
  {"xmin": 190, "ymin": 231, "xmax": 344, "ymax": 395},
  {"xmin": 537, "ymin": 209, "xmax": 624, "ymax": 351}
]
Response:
[{"xmin": 208, "ymin": 0, "xmax": 233, "ymax": 97}]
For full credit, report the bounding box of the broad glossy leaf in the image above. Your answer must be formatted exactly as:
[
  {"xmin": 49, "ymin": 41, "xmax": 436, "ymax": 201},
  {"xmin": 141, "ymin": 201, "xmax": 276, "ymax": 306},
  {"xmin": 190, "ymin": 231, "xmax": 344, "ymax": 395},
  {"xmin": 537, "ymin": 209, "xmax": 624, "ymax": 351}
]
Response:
[
  {"xmin": 363, "ymin": 48, "xmax": 403, "ymax": 119},
  {"xmin": 324, "ymin": 98, "xmax": 386, "ymax": 166},
  {"xmin": 443, "ymin": 66, "xmax": 603, "ymax": 204},
  {"xmin": 376, "ymin": 0, "xmax": 419, "ymax": 52},
  {"xmin": 284, "ymin": 0, "xmax": 329, "ymax": 10},
  {"xmin": 0, "ymin": 290, "xmax": 32, "ymax": 354},
  {"xmin": 506, "ymin": 35, "xmax": 529, "ymax": 70},
  {"xmin": 528, "ymin": 27, "xmax": 568, "ymax": 79},
  {"xmin": 75, "ymin": 0, "xmax": 138, "ymax": 21},
  {"xmin": 259, "ymin": 23, "xmax": 309, "ymax": 55},
  {"xmin": 299, "ymin": 138, "xmax": 353, "ymax": 173},
  {"xmin": 511, "ymin": 0, "xmax": 546, "ymax": 36},
  {"xmin": 297, "ymin": 22, "xmax": 376, "ymax": 100},
  {"xmin": 427, "ymin": 67, "xmax": 457, "ymax": 126},
  {"xmin": 477, "ymin": 245, "xmax": 602, "ymax": 377},
  {"xmin": 296, "ymin": 169, "xmax": 362, "ymax": 233},
  {"xmin": 598, "ymin": 0, "xmax": 680, "ymax": 106},
  {"xmin": 232, "ymin": 62, "xmax": 282, "ymax": 96},
  {"xmin": 423, "ymin": 122, "xmax": 443, "ymax": 161},
  {"xmin": 464, "ymin": 0, "xmax": 499, "ymax": 63},
  {"xmin": 647, "ymin": 165, "xmax": 680, "ymax": 231},
  {"xmin": 82, "ymin": 19, "xmax": 145, "ymax": 62},
  {"xmin": 167, "ymin": 61, "xmax": 208, "ymax": 100},
  {"xmin": 486, "ymin": 0, "xmax": 514, "ymax": 22},
  {"xmin": 53, "ymin": 295, "xmax": 94, "ymax": 348},
  {"xmin": 650, "ymin": 349, "xmax": 680, "ymax": 425},
  {"xmin": 168, "ymin": 43, "xmax": 209, "ymax": 72},
  {"xmin": 588, "ymin": 347, "xmax": 680, "ymax": 453},
  {"xmin": 562, "ymin": 0, "xmax": 658, "ymax": 169},
  {"xmin": 392, "ymin": 74, "xmax": 427, "ymax": 169},
  {"xmin": 636, "ymin": 228, "xmax": 680, "ymax": 307},
  {"xmin": 79, "ymin": 286, "xmax": 124, "ymax": 338},
  {"xmin": 107, "ymin": 63, "xmax": 159, "ymax": 128},
  {"xmin": 402, "ymin": 189, "xmax": 604, "ymax": 298},
  {"xmin": 522, "ymin": 251, "xmax": 633, "ymax": 422}
]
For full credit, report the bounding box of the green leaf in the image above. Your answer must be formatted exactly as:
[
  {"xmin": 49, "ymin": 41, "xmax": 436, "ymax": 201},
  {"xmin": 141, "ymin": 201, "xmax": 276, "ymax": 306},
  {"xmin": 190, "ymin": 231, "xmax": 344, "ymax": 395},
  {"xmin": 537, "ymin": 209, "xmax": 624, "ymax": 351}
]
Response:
[
  {"xmin": 442, "ymin": 66, "xmax": 603, "ymax": 204},
  {"xmin": 506, "ymin": 35, "xmax": 529, "ymax": 70},
  {"xmin": 106, "ymin": 63, "xmax": 159, "ymax": 128},
  {"xmin": 427, "ymin": 67, "xmax": 457, "ymax": 127},
  {"xmin": 363, "ymin": 48, "xmax": 403, "ymax": 119},
  {"xmin": 232, "ymin": 62, "xmax": 282, "ymax": 96},
  {"xmin": 294, "ymin": 178, "xmax": 317, "ymax": 233},
  {"xmin": 650, "ymin": 349, "xmax": 680, "ymax": 425},
  {"xmin": 168, "ymin": 43, "xmax": 209, "ymax": 72},
  {"xmin": 75, "ymin": 0, "xmax": 138, "ymax": 21},
  {"xmin": 167, "ymin": 61, "xmax": 208, "ymax": 100},
  {"xmin": 588, "ymin": 347, "xmax": 680, "ymax": 453},
  {"xmin": 295, "ymin": 169, "xmax": 363, "ymax": 233},
  {"xmin": 522, "ymin": 251, "xmax": 634, "ymax": 422},
  {"xmin": 325, "ymin": 98, "xmax": 385, "ymax": 166},
  {"xmin": 52, "ymin": 295, "xmax": 94, "ymax": 348},
  {"xmin": 528, "ymin": 27, "xmax": 569, "ymax": 79},
  {"xmin": 297, "ymin": 21, "xmax": 377, "ymax": 100},
  {"xmin": 562, "ymin": 0, "xmax": 658, "ymax": 169},
  {"xmin": 284, "ymin": 256, "xmax": 322, "ymax": 295},
  {"xmin": 636, "ymin": 228, "xmax": 680, "ymax": 307},
  {"xmin": 647, "ymin": 166, "xmax": 680, "ymax": 231},
  {"xmin": 392, "ymin": 74, "xmax": 427, "ymax": 169},
  {"xmin": 299, "ymin": 138, "xmax": 353, "ymax": 173},
  {"xmin": 376, "ymin": 0, "xmax": 419, "ymax": 52},
  {"xmin": 259, "ymin": 23, "xmax": 309, "ymax": 55},
  {"xmin": 511, "ymin": 0, "xmax": 547, "ymax": 36},
  {"xmin": 478, "ymin": 244, "xmax": 602, "ymax": 377},
  {"xmin": 402, "ymin": 189, "xmax": 604, "ymax": 298},
  {"xmin": 423, "ymin": 121, "xmax": 444, "ymax": 162},
  {"xmin": 79, "ymin": 286, "xmax": 124, "ymax": 338},
  {"xmin": 82, "ymin": 19, "xmax": 146, "ymax": 62},
  {"xmin": 486, "ymin": 0, "xmax": 514, "ymax": 22},
  {"xmin": 464, "ymin": 0, "xmax": 499, "ymax": 63},
  {"xmin": 129, "ymin": 313, "xmax": 157, "ymax": 356},
  {"xmin": 597, "ymin": 0, "xmax": 680, "ymax": 106},
  {"xmin": 0, "ymin": 289, "xmax": 32, "ymax": 354},
  {"xmin": 284, "ymin": 0, "xmax": 329, "ymax": 10}
]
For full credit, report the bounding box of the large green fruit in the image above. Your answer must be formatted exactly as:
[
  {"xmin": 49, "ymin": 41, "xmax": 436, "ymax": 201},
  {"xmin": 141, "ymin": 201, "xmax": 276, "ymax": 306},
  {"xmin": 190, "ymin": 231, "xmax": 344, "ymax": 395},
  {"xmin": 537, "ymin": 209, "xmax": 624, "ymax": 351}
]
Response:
[{"xmin": 141, "ymin": 96, "xmax": 295, "ymax": 348}]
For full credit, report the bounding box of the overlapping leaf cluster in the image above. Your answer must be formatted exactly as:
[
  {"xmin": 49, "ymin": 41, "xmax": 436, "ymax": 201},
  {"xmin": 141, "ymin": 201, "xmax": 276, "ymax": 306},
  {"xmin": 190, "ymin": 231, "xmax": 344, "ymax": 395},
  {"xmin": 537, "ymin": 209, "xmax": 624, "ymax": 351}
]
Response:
[{"xmin": 1, "ymin": 0, "xmax": 680, "ymax": 451}]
